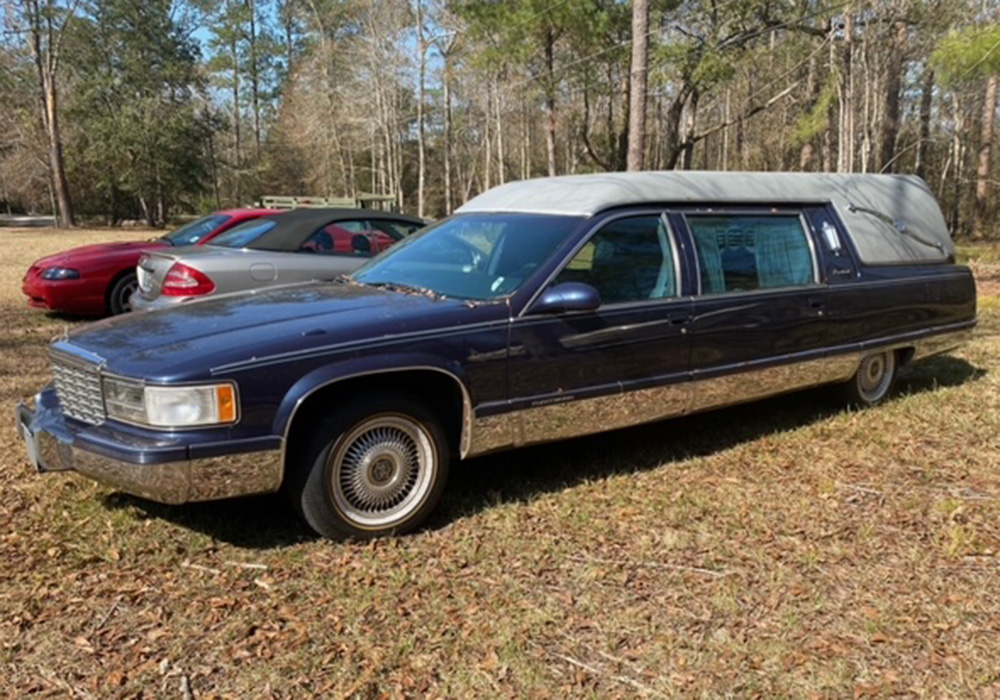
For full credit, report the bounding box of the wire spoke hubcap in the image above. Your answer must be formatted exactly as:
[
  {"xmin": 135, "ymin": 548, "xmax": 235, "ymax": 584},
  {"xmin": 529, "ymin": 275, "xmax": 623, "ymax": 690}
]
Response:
[{"xmin": 329, "ymin": 415, "xmax": 435, "ymax": 529}]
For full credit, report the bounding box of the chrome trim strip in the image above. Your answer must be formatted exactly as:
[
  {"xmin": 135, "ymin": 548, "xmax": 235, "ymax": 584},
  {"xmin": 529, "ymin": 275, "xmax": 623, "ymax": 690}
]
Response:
[
  {"xmin": 278, "ymin": 365, "xmax": 474, "ymax": 482},
  {"xmin": 50, "ymin": 341, "xmax": 107, "ymax": 369},
  {"xmin": 467, "ymin": 328, "xmax": 972, "ymax": 458}
]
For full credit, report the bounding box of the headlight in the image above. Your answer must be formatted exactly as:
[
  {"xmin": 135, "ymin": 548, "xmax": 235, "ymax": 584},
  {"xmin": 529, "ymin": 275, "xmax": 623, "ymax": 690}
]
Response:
[
  {"xmin": 103, "ymin": 377, "xmax": 238, "ymax": 427},
  {"xmin": 41, "ymin": 267, "xmax": 80, "ymax": 280}
]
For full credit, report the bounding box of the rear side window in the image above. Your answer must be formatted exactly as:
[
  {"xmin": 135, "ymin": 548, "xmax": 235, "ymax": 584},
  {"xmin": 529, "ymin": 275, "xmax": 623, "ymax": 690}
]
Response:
[
  {"xmin": 686, "ymin": 214, "xmax": 815, "ymax": 294},
  {"xmin": 300, "ymin": 220, "xmax": 373, "ymax": 256},
  {"xmin": 369, "ymin": 219, "xmax": 423, "ymax": 238},
  {"xmin": 209, "ymin": 219, "xmax": 279, "ymax": 249}
]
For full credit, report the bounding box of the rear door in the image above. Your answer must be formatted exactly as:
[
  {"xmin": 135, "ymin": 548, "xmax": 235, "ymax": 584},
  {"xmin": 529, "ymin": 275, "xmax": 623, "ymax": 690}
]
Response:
[{"xmin": 679, "ymin": 208, "xmax": 830, "ymax": 408}]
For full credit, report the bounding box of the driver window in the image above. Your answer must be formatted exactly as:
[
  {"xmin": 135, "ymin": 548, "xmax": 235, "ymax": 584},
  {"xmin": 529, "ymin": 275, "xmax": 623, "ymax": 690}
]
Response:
[{"xmin": 553, "ymin": 216, "xmax": 677, "ymax": 304}]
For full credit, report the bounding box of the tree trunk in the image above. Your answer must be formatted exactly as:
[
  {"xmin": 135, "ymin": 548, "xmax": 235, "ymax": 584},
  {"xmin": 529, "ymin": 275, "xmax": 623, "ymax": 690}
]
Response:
[
  {"xmin": 915, "ymin": 67, "xmax": 934, "ymax": 179},
  {"xmin": 443, "ymin": 52, "xmax": 454, "ymax": 215},
  {"xmin": 26, "ymin": 0, "xmax": 75, "ymax": 227},
  {"xmin": 231, "ymin": 27, "xmax": 242, "ymax": 204},
  {"xmin": 496, "ymin": 84, "xmax": 506, "ymax": 185},
  {"xmin": 973, "ymin": 73, "xmax": 998, "ymax": 239},
  {"xmin": 680, "ymin": 90, "xmax": 699, "ymax": 170},
  {"xmin": 838, "ymin": 9, "xmax": 855, "ymax": 172},
  {"xmin": 799, "ymin": 51, "xmax": 819, "ymax": 171},
  {"xmin": 484, "ymin": 86, "xmax": 492, "ymax": 191},
  {"xmin": 544, "ymin": 28, "xmax": 557, "ymax": 177},
  {"xmin": 42, "ymin": 75, "xmax": 74, "ymax": 226},
  {"xmin": 627, "ymin": 0, "xmax": 649, "ymax": 171},
  {"xmin": 247, "ymin": 0, "xmax": 261, "ymax": 161},
  {"xmin": 879, "ymin": 20, "xmax": 907, "ymax": 172},
  {"xmin": 415, "ymin": 0, "xmax": 427, "ymax": 217}
]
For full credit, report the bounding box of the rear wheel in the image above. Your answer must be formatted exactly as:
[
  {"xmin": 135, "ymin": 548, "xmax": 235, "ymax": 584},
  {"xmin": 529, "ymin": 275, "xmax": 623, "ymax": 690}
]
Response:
[
  {"xmin": 108, "ymin": 272, "xmax": 138, "ymax": 315},
  {"xmin": 843, "ymin": 350, "xmax": 898, "ymax": 407},
  {"xmin": 288, "ymin": 393, "xmax": 450, "ymax": 540}
]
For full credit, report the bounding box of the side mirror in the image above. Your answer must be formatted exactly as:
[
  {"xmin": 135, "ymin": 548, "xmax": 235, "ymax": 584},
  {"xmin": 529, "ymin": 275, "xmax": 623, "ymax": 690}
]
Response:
[{"xmin": 529, "ymin": 282, "xmax": 601, "ymax": 315}]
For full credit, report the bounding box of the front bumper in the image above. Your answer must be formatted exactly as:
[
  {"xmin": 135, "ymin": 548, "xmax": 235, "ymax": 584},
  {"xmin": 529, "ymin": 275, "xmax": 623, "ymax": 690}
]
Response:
[
  {"xmin": 22, "ymin": 275, "xmax": 104, "ymax": 315},
  {"xmin": 16, "ymin": 390, "xmax": 283, "ymax": 505}
]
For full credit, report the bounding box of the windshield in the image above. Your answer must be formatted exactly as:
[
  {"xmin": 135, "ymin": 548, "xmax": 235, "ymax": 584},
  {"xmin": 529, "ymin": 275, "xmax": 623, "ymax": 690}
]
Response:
[
  {"xmin": 161, "ymin": 214, "xmax": 231, "ymax": 246},
  {"xmin": 209, "ymin": 219, "xmax": 279, "ymax": 249},
  {"xmin": 352, "ymin": 213, "xmax": 583, "ymax": 300}
]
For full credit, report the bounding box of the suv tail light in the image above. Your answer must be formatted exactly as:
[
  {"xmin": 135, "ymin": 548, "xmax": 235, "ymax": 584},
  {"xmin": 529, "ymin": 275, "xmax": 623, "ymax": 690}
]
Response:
[{"xmin": 162, "ymin": 262, "xmax": 216, "ymax": 297}]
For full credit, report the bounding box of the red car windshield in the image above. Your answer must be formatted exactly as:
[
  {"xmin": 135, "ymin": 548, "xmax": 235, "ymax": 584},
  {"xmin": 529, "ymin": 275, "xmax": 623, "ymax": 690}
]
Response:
[{"xmin": 161, "ymin": 214, "xmax": 232, "ymax": 247}]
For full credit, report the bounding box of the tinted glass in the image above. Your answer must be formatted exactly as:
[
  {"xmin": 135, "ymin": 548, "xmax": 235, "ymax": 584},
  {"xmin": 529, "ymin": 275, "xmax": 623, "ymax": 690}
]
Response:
[
  {"xmin": 554, "ymin": 216, "xmax": 677, "ymax": 304},
  {"xmin": 687, "ymin": 214, "xmax": 815, "ymax": 294},
  {"xmin": 209, "ymin": 219, "xmax": 279, "ymax": 249},
  {"xmin": 161, "ymin": 214, "xmax": 230, "ymax": 246},
  {"xmin": 353, "ymin": 213, "xmax": 583, "ymax": 300}
]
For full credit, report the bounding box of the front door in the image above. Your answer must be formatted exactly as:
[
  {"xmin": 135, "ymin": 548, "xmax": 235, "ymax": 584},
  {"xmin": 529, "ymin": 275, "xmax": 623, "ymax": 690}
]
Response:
[{"xmin": 508, "ymin": 213, "xmax": 692, "ymax": 445}]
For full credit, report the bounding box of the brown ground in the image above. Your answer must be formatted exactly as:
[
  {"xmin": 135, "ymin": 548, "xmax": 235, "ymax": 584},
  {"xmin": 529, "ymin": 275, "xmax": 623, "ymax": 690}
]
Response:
[{"xmin": 1, "ymin": 229, "xmax": 999, "ymax": 697}]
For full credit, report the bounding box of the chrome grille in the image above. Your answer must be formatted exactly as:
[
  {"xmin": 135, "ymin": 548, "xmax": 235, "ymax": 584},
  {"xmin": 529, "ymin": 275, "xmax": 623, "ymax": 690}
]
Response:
[{"xmin": 51, "ymin": 350, "xmax": 105, "ymax": 425}]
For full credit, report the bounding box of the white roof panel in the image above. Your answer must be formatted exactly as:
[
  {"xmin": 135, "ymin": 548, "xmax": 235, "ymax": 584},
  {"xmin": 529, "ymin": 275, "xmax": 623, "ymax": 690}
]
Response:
[{"xmin": 457, "ymin": 171, "xmax": 953, "ymax": 264}]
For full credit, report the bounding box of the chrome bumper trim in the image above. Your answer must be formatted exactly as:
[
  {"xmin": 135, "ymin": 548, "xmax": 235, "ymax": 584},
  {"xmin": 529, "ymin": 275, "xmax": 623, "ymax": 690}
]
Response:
[{"xmin": 18, "ymin": 402, "xmax": 282, "ymax": 505}]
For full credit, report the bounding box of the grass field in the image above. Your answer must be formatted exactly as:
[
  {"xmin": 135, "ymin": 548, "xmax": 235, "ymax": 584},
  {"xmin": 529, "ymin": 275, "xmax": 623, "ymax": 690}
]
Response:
[{"xmin": 2, "ymin": 228, "xmax": 999, "ymax": 697}]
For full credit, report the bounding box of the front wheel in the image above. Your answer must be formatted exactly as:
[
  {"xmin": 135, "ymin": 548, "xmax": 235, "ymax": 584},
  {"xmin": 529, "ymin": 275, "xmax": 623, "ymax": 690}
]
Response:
[
  {"xmin": 289, "ymin": 394, "xmax": 450, "ymax": 540},
  {"xmin": 108, "ymin": 272, "xmax": 138, "ymax": 315},
  {"xmin": 843, "ymin": 350, "xmax": 898, "ymax": 407}
]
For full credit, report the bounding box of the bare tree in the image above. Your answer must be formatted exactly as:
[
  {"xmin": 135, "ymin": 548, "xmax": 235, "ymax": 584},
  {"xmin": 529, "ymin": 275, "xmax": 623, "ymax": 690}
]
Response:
[
  {"xmin": 626, "ymin": 0, "xmax": 648, "ymax": 171},
  {"xmin": 20, "ymin": 0, "xmax": 78, "ymax": 227}
]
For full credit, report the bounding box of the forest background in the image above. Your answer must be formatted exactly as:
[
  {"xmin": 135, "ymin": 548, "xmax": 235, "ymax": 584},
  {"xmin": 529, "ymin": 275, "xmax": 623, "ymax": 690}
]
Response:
[{"xmin": 2, "ymin": 0, "xmax": 999, "ymax": 239}]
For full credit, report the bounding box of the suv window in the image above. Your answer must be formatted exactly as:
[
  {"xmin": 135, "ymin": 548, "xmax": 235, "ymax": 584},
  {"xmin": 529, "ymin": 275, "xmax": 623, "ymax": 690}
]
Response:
[
  {"xmin": 686, "ymin": 213, "xmax": 815, "ymax": 294},
  {"xmin": 553, "ymin": 215, "xmax": 677, "ymax": 304}
]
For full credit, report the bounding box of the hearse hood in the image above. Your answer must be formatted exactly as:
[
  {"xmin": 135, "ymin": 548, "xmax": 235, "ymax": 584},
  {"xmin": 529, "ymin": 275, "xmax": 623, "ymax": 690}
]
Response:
[{"xmin": 57, "ymin": 281, "xmax": 508, "ymax": 380}]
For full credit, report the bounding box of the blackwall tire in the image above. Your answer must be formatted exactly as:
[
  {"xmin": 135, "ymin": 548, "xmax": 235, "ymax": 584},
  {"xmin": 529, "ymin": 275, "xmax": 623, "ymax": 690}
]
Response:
[
  {"xmin": 289, "ymin": 393, "xmax": 450, "ymax": 540},
  {"xmin": 108, "ymin": 273, "xmax": 138, "ymax": 315}
]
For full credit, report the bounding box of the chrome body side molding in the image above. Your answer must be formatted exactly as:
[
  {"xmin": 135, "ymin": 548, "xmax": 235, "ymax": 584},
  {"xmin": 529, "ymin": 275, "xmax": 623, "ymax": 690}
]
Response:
[{"xmin": 466, "ymin": 328, "xmax": 971, "ymax": 458}]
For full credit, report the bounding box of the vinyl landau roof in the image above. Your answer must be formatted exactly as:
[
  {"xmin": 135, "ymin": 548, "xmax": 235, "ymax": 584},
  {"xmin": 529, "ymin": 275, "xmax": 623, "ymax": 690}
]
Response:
[{"xmin": 456, "ymin": 171, "xmax": 954, "ymax": 265}]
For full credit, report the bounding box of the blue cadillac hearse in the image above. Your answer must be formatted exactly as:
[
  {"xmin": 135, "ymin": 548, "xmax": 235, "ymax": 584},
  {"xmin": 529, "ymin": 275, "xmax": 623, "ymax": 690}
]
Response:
[{"xmin": 17, "ymin": 172, "xmax": 976, "ymax": 539}]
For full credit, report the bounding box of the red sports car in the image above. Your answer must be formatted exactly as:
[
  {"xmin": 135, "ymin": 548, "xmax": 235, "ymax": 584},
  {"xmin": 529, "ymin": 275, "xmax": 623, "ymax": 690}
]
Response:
[{"xmin": 22, "ymin": 209, "xmax": 277, "ymax": 316}]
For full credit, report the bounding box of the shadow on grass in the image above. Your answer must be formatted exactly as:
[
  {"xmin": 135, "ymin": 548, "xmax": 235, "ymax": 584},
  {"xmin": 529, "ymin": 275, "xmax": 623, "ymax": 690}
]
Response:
[
  {"xmin": 437, "ymin": 354, "xmax": 986, "ymax": 527},
  {"xmin": 101, "ymin": 492, "xmax": 319, "ymax": 549},
  {"xmin": 101, "ymin": 355, "xmax": 984, "ymax": 548}
]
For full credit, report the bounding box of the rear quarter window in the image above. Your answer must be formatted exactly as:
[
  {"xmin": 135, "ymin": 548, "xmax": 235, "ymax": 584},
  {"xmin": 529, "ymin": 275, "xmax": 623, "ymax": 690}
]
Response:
[{"xmin": 686, "ymin": 213, "xmax": 816, "ymax": 294}]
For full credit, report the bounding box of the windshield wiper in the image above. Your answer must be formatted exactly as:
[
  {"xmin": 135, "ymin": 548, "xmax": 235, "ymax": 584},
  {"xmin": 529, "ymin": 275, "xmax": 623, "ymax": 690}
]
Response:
[{"xmin": 365, "ymin": 281, "xmax": 444, "ymax": 299}]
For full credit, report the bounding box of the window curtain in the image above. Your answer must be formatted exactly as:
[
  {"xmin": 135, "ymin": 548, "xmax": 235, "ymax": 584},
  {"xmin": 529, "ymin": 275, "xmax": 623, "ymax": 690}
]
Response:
[
  {"xmin": 690, "ymin": 226, "xmax": 725, "ymax": 293},
  {"xmin": 755, "ymin": 221, "xmax": 813, "ymax": 288}
]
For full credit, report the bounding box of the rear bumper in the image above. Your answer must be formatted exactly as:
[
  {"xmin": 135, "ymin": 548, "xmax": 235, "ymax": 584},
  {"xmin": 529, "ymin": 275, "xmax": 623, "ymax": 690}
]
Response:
[
  {"xmin": 129, "ymin": 291, "xmax": 190, "ymax": 312},
  {"xmin": 16, "ymin": 388, "xmax": 283, "ymax": 504}
]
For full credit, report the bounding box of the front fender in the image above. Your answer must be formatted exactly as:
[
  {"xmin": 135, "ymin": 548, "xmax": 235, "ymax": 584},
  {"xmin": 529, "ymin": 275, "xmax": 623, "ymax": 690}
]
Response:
[{"xmin": 271, "ymin": 353, "xmax": 474, "ymax": 454}]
